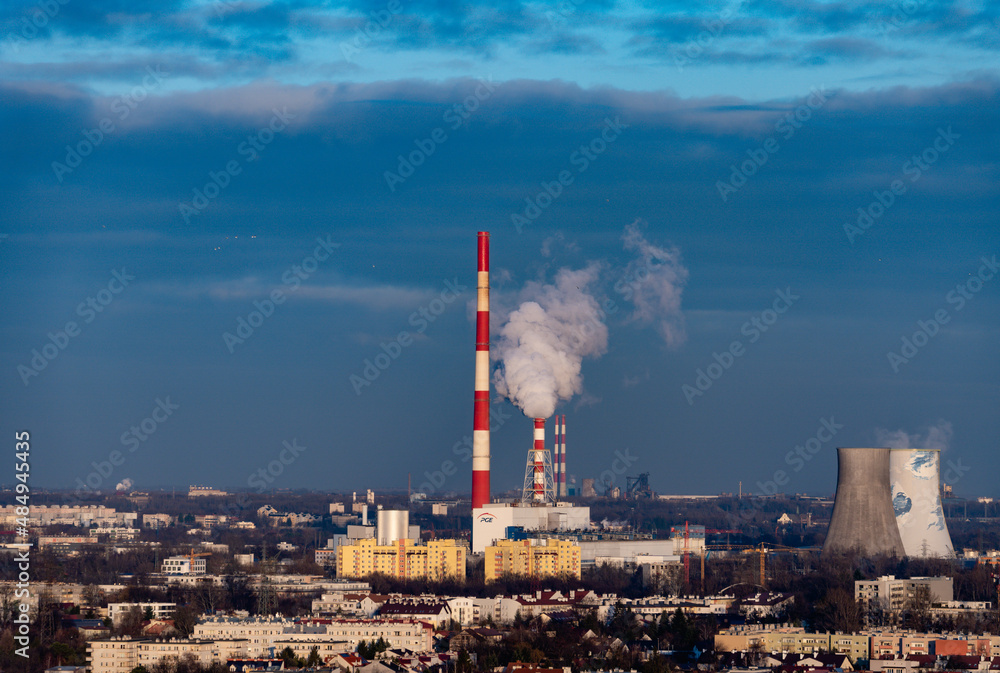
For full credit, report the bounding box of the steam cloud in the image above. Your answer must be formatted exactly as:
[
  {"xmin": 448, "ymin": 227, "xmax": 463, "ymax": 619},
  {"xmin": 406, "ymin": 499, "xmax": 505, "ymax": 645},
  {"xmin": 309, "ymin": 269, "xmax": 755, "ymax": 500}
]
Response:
[
  {"xmin": 620, "ymin": 220, "xmax": 689, "ymax": 346},
  {"xmin": 493, "ymin": 264, "xmax": 608, "ymax": 419},
  {"xmin": 876, "ymin": 420, "xmax": 953, "ymax": 450}
]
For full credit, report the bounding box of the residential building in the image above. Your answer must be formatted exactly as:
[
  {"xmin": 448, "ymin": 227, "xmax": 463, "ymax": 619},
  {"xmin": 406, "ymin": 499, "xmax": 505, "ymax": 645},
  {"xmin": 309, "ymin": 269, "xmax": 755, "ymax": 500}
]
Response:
[
  {"xmin": 108, "ymin": 602, "xmax": 176, "ymax": 626},
  {"xmin": 856, "ymin": 576, "xmax": 954, "ymax": 613},
  {"xmin": 378, "ymin": 597, "xmax": 452, "ymax": 627},
  {"xmin": 336, "ymin": 538, "xmax": 465, "ymax": 581},
  {"xmin": 188, "ymin": 486, "xmax": 228, "ymax": 497},
  {"xmin": 161, "ymin": 555, "xmax": 207, "ymax": 575},
  {"xmin": 484, "ymin": 538, "xmax": 581, "ymax": 581},
  {"xmin": 88, "ymin": 636, "xmax": 248, "ymax": 673},
  {"xmin": 193, "ymin": 616, "xmax": 434, "ymax": 656}
]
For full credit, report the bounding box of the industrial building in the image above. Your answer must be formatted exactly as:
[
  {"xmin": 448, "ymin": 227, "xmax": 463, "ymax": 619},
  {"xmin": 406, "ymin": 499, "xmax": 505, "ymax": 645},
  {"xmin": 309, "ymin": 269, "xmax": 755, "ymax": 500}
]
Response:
[
  {"xmin": 471, "ymin": 502, "xmax": 591, "ymax": 553},
  {"xmin": 335, "ymin": 538, "xmax": 466, "ymax": 581},
  {"xmin": 484, "ymin": 538, "xmax": 581, "ymax": 581}
]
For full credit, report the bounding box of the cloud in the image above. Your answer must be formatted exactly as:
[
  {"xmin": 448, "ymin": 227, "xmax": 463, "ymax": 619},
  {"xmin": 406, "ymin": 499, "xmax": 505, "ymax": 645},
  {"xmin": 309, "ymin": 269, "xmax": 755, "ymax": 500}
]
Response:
[
  {"xmin": 619, "ymin": 220, "xmax": 689, "ymax": 347},
  {"xmin": 876, "ymin": 420, "xmax": 953, "ymax": 451}
]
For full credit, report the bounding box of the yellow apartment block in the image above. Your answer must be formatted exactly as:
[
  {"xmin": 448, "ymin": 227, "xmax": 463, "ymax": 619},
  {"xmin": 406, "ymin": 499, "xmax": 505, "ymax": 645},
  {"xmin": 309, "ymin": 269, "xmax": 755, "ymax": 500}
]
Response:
[
  {"xmin": 485, "ymin": 538, "xmax": 581, "ymax": 581},
  {"xmin": 336, "ymin": 538, "xmax": 465, "ymax": 581}
]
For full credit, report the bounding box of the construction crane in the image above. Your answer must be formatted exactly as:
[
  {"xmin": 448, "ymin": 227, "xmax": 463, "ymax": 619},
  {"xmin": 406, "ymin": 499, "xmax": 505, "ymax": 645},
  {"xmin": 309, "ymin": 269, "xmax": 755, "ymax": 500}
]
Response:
[
  {"xmin": 748, "ymin": 542, "xmax": 817, "ymax": 588},
  {"xmin": 182, "ymin": 548, "xmax": 211, "ymax": 572}
]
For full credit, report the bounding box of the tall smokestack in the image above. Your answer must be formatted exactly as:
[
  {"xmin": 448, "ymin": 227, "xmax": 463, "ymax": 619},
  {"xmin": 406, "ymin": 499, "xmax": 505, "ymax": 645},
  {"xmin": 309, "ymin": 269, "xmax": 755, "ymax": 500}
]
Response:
[
  {"xmin": 472, "ymin": 232, "xmax": 491, "ymax": 510},
  {"xmin": 522, "ymin": 418, "xmax": 555, "ymax": 504},
  {"xmin": 559, "ymin": 414, "xmax": 567, "ymax": 497},
  {"xmin": 533, "ymin": 418, "xmax": 546, "ymax": 500},
  {"xmin": 552, "ymin": 416, "xmax": 561, "ymax": 499}
]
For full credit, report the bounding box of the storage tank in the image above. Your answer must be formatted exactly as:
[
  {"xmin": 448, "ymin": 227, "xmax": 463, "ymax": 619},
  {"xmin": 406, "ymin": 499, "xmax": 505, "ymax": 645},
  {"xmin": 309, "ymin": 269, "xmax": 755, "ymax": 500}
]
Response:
[
  {"xmin": 822, "ymin": 448, "xmax": 905, "ymax": 557},
  {"xmin": 377, "ymin": 509, "xmax": 409, "ymax": 545},
  {"xmin": 890, "ymin": 448, "xmax": 954, "ymax": 558}
]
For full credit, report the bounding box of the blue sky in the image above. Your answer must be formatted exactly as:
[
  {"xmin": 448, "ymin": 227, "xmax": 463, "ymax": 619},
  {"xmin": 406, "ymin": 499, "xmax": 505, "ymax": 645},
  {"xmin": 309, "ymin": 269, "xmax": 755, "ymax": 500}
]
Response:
[{"xmin": 1, "ymin": 0, "xmax": 997, "ymax": 499}]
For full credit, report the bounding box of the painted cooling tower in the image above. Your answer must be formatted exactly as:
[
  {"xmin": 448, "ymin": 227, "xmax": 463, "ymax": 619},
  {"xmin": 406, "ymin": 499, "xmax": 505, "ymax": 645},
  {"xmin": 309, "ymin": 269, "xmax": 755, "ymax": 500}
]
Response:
[
  {"xmin": 890, "ymin": 449, "xmax": 954, "ymax": 558},
  {"xmin": 823, "ymin": 448, "xmax": 906, "ymax": 557},
  {"xmin": 377, "ymin": 509, "xmax": 410, "ymax": 545}
]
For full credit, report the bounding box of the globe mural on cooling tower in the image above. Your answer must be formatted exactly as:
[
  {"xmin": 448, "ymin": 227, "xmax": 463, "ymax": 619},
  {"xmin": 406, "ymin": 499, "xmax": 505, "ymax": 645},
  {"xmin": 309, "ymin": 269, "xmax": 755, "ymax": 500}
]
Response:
[{"xmin": 890, "ymin": 448, "xmax": 955, "ymax": 558}]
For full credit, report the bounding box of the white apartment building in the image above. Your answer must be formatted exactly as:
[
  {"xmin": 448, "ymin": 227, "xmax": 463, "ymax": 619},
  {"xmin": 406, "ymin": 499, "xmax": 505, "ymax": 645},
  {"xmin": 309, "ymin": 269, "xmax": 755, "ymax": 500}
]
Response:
[
  {"xmin": 88, "ymin": 637, "xmax": 248, "ymax": 673},
  {"xmin": 161, "ymin": 556, "xmax": 207, "ymax": 575},
  {"xmin": 0, "ymin": 505, "xmax": 137, "ymax": 528},
  {"xmin": 108, "ymin": 603, "xmax": 176, "ymax": 626},
  {"xmin": 855, "ymin": 575, "xmax": 954, "ymax": 612},
  {"xmin": 193, "ymin": 616, "xmax": 434, "ymax": 656}
]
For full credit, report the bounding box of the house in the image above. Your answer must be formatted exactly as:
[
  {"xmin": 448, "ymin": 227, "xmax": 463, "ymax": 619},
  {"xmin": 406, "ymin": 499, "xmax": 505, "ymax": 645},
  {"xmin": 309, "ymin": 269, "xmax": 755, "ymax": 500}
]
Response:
[
  {"xmin": 378, "ymin": 598, "xmax": 452, "ymax": 627},
  {"xmin": 502, "ymin": 662, "xmax": 571, "ymax": 673},
  {"xmin": 449, "ymin": 627, "xmax": 504, "ymax": 650},
  {"xmin": 740, "ymin": 592, "xmax": 795, "ymax": 619}
]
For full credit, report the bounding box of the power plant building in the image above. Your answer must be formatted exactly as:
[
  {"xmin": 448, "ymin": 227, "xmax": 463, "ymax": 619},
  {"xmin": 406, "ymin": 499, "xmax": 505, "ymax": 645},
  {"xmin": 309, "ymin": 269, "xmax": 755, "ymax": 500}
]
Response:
[
  {"xmin": 484, "ymin": 538, "xmax": 581, "ymax": 581},
  {"xmin": 823, "ymin": 448, "xmax": 906, "ymax": 557},
  {"xmin": 889, "ymin": 449, "xmax": 955, "ymax": 558},
  {"xmin": 471, "ymin": 503, "xmax": 591, "ymax": 553}
]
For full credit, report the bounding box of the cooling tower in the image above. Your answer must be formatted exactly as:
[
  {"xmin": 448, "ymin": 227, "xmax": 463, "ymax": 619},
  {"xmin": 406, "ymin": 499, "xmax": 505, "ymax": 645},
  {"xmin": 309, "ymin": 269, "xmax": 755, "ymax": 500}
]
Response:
[
  {"xmin": 823, "ymin": 447, "xmax": 906, "ymax": 557},
  {"xmin": 890, "ymin": 449, "xmax": 954, "ymax": 558}
]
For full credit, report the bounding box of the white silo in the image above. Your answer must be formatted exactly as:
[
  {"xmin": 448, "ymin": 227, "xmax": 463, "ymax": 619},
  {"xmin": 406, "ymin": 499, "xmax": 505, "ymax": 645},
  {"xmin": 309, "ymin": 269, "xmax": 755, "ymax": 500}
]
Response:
[
  {"xmin": 890, "ymin": 448, "xmax": 954, "ymax": 558},
  {"xmin": 377, "ymin": 509, "xmax": 410, "ymax": 545}
]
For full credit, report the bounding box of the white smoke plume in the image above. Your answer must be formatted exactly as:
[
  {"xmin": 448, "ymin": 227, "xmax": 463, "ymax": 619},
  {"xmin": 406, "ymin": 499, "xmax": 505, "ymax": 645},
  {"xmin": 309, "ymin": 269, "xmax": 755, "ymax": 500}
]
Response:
[
  {"xmin": 619, "ymin": 220, "xmax": 688, "ymax": 347},
  {"xmin": 875, "ymin": 420, "xmax": 953, "ymax": 450},
  {"xmin": 115, "ymin": 478, "xmax": 134, "ymax": 492},
  {"xmin": 493, "ymin": 263, "xmax": 608, "ymax": 419}
]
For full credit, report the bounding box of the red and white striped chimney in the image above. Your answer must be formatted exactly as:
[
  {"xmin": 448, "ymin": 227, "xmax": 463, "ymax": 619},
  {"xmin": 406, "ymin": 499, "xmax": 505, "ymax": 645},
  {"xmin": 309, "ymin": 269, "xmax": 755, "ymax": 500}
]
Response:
[
  {"xmin": 533, "ymin": 418, "xmax": 546, "ymax": 500},
  {"xmin": 559, "ymin": 414, "xmax": 567, "ymax": 497},
  {"xmin": 552, "ymin": 416, "xmax": 561, "ymax": 499},
  {"xmin": 471, "ymin": 232, "xmax": 491, "ymax": 510}
]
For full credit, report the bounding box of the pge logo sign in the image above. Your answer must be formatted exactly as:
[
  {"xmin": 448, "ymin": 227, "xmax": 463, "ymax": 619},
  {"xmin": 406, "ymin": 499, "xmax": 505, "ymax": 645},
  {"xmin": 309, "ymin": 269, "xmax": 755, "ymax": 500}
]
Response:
[{"xmin": 477, "ymin": 513, "xmax": 495, "ymax": 523}]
